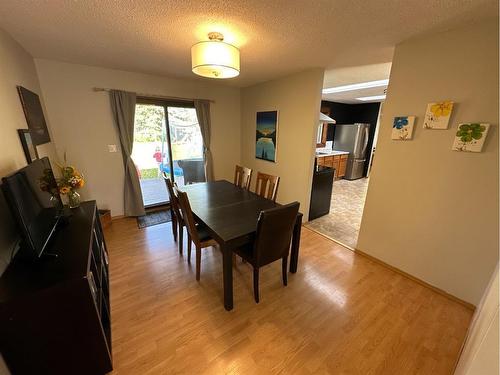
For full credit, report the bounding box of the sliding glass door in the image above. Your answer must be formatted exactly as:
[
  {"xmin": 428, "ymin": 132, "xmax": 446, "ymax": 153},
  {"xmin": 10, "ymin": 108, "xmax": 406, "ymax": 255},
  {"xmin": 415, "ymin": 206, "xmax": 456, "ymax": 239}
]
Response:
[{"xmin": 132, "ymin": 100, "xmax": 206, "ymax": 207}]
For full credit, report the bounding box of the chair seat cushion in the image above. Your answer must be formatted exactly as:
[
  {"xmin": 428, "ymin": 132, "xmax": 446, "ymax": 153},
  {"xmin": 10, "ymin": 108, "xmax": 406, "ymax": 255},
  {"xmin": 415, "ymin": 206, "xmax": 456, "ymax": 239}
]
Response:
[
  {"xmin": 233, "ymin": 242, "xmax": 255, "ymax": 265},
  {"xmin": 196, "ymin": 224, "xmax": 219, "ymax": 247},
  {"xmin": 196, "ymin": 224, "xmax": 212, "ymax": 242}
]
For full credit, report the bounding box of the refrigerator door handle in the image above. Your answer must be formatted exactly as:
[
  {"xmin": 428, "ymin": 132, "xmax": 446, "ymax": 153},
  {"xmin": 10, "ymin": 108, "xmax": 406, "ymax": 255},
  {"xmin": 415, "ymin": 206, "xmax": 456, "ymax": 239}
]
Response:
[{"xmin": 361, "ymin": 126, "xmax": 369, "ymax": 157}]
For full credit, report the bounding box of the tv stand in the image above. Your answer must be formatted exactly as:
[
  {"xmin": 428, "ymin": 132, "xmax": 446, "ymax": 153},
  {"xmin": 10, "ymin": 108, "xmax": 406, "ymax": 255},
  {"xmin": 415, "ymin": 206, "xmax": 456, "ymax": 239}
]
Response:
[{"xmin": 0, "ymin": 201, "xmax": 112, "ymax": 375}]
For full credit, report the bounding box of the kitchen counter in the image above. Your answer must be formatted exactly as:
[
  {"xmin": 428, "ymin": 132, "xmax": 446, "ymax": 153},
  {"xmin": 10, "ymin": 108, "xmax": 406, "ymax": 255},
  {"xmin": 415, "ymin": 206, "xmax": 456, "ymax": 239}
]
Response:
[
  {"xmin": 315, "ymin": 150, "xmax": 349, "ymax": 157},
  {"xmin": 315, "ymin": 151, "xmax": 349, "ymax": 179}
]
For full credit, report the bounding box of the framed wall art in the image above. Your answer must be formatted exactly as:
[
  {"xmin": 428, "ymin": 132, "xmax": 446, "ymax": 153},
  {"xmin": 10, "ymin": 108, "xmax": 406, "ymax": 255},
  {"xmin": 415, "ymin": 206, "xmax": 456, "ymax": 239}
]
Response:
[
  {"xmin": 255, "ymin": 110, "xmax": 278, "ymax": 162},
  {"xmin": 17, "ymin": 129, "xmax": 39, "ymax": 164}
]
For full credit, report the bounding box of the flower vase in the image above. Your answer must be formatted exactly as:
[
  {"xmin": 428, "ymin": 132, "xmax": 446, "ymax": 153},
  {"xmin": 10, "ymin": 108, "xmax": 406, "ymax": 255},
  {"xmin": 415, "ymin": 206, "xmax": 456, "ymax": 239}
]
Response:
[
  {"xmin": 50, "ymin": 195, "xmax": 64, "ymax": 215},
  {"xmin": 68, "ymin": 190, "xmax": 81, "ymax": 208}
]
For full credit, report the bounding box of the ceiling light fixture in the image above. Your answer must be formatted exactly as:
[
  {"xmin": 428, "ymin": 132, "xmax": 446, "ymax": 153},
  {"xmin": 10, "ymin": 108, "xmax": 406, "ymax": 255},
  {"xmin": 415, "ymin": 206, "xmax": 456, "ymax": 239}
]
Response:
[
  {"xmin": 191, "ymin": 32, "xmax": 240, "ymax": 79},
  {"xmin": 322, "ymin": 79, "xmax": 389, "ymax": 94},
  {"xmin": 356, "ymin": 95, "xmax": 387, "ymax": 101}
]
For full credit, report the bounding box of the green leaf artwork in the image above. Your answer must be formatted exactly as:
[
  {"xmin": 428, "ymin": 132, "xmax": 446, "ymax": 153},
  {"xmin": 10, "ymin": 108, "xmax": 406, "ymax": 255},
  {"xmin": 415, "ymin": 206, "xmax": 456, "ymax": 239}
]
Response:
[{"xmin": 452, "ymin": 123, "xmax": 490, "ymax": 152}]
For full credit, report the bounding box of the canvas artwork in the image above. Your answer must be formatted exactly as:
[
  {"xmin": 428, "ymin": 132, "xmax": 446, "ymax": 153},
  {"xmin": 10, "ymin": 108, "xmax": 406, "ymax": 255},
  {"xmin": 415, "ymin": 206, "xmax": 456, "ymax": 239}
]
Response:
[
  {"xmin": 255, "ymin": 111, "xmax": 278, "ymax": 162},
  {"xmin": 17, "ymin": 129, "xmax": 39, "ymax": 164},
  {"xmin": 452, "ymin": 123, "xmax": 490, "ymax": 152},
  {"xmin": 17, "ymin": 86, "xmax": 51, "ymax": 145},
  {"xmin": 392, "ymin": 116, "xmax": 416, "ymax": 140},
  {"xmin": 423, "ymin": 101, "xmax": 454, "ymax": 129}
]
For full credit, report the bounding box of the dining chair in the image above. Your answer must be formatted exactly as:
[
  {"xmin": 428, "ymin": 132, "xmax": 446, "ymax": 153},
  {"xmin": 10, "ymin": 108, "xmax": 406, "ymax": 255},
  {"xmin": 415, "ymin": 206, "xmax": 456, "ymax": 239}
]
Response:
[
  {"xmin": 233, "ymin": 201, "xmax": 299, "ymax": 303},
  {"xmin": 174, "ymin": 186, "xmax": 219, "ymax": 281},
  {"xmin": 163, "ymin": 174, "xmax": 188, "ymax": 255},
  {"xmin": 234, "ymin": 165, "xmax": 253, "ymax": 190},
  {"xmin": 255, "ymin": 172, "xmax": 280, "ymax": 202}
]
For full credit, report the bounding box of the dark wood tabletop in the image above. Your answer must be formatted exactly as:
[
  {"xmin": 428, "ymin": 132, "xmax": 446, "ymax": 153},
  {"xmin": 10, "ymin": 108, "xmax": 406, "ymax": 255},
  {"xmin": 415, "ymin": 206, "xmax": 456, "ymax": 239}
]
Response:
[{"xmin": 181, "ymin": 180, "xmax": 302, "ymax": 311}]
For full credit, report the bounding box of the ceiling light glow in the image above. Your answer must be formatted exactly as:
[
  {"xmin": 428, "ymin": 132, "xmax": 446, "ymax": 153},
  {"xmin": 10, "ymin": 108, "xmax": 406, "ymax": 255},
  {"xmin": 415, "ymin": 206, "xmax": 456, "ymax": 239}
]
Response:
[
  {"xmin": 356, "ymin": 95, "xmax": 387, "ymax": 101},
  {"xmin": 322, "ymin": 79, "xmax": 389, "ymax": 94}
]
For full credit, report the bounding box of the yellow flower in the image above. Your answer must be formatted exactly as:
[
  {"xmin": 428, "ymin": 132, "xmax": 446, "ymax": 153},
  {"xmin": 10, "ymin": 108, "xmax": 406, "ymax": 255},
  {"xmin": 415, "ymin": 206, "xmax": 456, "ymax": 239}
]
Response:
[
  {"xmin": 430, "ymin": 101, "xmax": 453, "ymax": 117},
  {"xmin": 60, "ymin": 186, "xmax": 71, "ymax": 195}
]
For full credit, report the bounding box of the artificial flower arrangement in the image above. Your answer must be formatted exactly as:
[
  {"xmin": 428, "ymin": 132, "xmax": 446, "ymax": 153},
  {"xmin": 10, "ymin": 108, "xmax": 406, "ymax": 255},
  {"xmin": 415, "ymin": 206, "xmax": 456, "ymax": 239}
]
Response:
[{"xmin": 56, "ymin": 161, "xmax": 85, "ymax": 208}]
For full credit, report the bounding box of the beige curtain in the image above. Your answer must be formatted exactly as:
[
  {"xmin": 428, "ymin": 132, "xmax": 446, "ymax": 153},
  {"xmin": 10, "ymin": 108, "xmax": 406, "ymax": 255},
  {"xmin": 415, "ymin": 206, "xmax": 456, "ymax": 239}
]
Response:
[
  {"xmin": 109, "ymin": 90, "xmax": 145, "ymax": 217},
  {"xmin": 194, "ymin": 99, "xmax": 214, "ymax": 181}
]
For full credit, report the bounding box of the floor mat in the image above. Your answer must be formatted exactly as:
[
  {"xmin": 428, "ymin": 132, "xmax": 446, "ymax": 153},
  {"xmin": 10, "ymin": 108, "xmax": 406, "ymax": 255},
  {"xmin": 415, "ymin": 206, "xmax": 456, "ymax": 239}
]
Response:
[{"xmin": 137, "ymin": 209, "xmax": 172, "ymax": 229}]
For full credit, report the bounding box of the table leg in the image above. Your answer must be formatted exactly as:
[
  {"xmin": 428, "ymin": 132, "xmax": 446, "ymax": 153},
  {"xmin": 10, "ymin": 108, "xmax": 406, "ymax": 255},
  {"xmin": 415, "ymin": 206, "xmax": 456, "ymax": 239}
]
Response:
[
  {"xmin": 221, "ymin": 243, "xmax": 234, "ymax": 311},
  {"xmin": 290, "ymin": 213, "xmax": 302, "ymax": 273}
]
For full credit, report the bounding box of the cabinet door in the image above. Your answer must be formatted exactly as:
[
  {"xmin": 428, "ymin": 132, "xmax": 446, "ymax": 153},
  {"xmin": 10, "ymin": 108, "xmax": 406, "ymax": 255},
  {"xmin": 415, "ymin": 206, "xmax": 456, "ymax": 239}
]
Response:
[
  {"xmin": 316, "ymin": 157, "xmax": 325, "ymax": 166},
  {"xmin": 325, "ymin": 156, "xmax": 334, "ymax": 168},
  {"xmin": 339, "ymin": 159, "xmax": 347, "ymax": 177},
  {"xmin": 332, "ymin": 156, "xmax": 340, "ymax": 178}
]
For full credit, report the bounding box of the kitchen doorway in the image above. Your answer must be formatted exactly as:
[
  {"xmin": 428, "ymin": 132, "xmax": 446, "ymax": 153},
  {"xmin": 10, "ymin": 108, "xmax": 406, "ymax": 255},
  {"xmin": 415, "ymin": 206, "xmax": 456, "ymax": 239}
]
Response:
[
  {"xmin": 306, "ymin": 102, "xmax": 382, "ymax": 249},
  {"xmin": 132, "ymin": 99, "xmax": 206, "ymax": 208}
]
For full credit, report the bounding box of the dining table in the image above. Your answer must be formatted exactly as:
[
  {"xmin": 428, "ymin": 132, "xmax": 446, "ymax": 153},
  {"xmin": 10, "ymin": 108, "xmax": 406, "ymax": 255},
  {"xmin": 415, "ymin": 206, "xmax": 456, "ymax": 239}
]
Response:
[{"xmin": 181, "ymin": 180, "xmax": 303, "ymax": 311}]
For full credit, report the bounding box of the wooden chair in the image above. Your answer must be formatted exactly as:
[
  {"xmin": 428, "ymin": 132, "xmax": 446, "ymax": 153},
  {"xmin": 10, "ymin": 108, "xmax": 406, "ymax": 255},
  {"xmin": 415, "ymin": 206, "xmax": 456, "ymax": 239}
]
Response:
[
  {"xmin": 163, "ymin": 174, "xmax": 188, "ymax": 255},
  {"xmin": 234, "ymin": 165, "xmax": 253, "ymax": 190},
  {"xmin": 255, "ymin": 172, "xmax": 280, "ymax": 201},
  {"xmin": 174, "ymin": 186, "xmax": 219, "ymax": 281},
  {"xmin": 233, "ymin": 202, "xmax": 300, "ymax": 303}
]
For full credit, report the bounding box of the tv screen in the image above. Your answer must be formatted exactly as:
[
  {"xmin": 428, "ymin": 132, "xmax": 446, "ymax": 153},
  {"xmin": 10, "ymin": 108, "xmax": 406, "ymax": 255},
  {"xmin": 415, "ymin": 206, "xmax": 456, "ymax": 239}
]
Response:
[{"xmin": 2, "ymin": 157, "xmax": 61, "ymax": 258}]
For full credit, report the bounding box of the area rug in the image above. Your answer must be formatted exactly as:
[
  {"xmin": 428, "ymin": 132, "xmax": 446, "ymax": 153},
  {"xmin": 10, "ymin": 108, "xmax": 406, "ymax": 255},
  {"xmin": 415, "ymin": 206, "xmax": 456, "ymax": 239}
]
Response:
[{"xmin": 137, "ymin": 209, "xmax": 172, "ymax": 229}]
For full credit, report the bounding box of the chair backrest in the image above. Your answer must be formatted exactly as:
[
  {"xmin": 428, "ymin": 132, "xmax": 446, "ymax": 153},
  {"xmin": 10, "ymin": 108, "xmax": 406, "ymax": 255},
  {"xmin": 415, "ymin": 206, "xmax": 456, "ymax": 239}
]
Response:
[
  {"xmin": 234, "ymin": 165, "xmax": 253, "ymax": 190},
  {"xmin": 162, "ymin": 173, "xmax": 182, "ymax": 221},
  {"xmin": 253, "ymin": 202, "xmax": 300, "ymax": 267},
  {"xmin": 178, "ymin": 159, "xmax": 206, "ymax": 185},
  {"xmin": 255, "ymin": 172, "xmax": 280, "ymax": 202},
  {"xmin": 174, "ymin": 186, "xmax": 201, "ymax": 246}
]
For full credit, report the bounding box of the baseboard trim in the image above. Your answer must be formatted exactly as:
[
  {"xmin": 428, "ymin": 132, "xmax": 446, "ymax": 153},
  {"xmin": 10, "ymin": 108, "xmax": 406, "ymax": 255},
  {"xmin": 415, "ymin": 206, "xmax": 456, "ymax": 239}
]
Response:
[
  {"xmin": 355, "ymin": 248, "xmax": 475, "ymax": 311},
  {"xmin": 111, "ymin": 215, "xmax": 125, "ymax": 221}
]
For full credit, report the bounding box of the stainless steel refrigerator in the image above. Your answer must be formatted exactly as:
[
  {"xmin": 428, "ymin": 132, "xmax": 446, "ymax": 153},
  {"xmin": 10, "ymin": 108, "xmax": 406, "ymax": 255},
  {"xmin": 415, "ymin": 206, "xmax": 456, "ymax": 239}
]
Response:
[{"xmin": 333, "ymin": 123, "xmax": 370, "ymax": 180}]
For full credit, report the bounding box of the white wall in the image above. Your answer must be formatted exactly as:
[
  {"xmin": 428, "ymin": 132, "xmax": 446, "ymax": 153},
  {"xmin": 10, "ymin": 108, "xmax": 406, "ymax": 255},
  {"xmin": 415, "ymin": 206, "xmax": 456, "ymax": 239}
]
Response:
[
  {"xmin": 455, "ymin": 265, "xmax": 499, "ymax": 375},
  {"xmin": 35, "ymin": 60, "xmax": 241, "ymax": 217},
  {"xmin": 240, "ymin": 69, "xmax": 324, "ymax": 220},
  {"xmin": 357, "ymin": 21, "xmax": 499, "ymax": 305}
]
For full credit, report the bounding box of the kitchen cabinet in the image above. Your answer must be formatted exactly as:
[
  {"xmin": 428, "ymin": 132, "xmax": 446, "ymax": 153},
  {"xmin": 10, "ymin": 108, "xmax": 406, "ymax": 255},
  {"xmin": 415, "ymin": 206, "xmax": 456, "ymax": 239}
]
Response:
[{"xmin": 315, "ymin": 152, "xmax": 349, "ymax": 179}]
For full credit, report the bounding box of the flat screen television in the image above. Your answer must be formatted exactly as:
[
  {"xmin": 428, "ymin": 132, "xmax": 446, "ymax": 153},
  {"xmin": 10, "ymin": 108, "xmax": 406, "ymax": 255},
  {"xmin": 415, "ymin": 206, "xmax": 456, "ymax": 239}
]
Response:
[{"xmin": 2, "ymin": 157, "xmax": 62, "ymax": 259}]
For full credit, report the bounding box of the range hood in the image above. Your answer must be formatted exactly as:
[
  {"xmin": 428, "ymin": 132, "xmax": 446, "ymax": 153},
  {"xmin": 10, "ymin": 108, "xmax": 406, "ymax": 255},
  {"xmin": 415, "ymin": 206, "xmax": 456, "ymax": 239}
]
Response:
[{"xmin": 319, "ymin": 112, "xmax": 336, "ymax": 124}]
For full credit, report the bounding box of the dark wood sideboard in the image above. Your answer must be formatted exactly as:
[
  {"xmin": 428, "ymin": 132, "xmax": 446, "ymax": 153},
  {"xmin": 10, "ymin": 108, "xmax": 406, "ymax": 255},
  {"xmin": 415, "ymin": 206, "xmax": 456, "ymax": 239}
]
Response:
[{"xmin": 0, "ymin": 201, "xmax": 112, "ymax": 375}]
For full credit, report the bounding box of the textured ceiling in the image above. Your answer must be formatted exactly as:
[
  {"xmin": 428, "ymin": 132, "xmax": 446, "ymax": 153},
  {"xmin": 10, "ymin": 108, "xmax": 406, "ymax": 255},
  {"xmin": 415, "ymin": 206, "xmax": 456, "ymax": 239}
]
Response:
[{"xmin": 0, "ymin": 0, "xmax": 497, "ymax": 87}]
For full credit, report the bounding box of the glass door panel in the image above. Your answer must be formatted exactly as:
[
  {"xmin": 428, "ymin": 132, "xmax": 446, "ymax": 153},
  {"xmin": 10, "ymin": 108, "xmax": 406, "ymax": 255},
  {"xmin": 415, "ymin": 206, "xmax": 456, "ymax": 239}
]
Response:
[
  {"xmin": 167, "ymin": 107, "xmax": 206, "ymax": 187},
  {"xmin": 132, "ymin": 104, "xmax": 170, "ymax": 207}
]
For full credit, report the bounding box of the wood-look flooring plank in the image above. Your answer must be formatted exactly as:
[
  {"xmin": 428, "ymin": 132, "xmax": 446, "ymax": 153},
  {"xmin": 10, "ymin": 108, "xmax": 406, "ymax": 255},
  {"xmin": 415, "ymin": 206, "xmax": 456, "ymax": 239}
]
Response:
[{"xmin": 105, "ymin": 219, "xmax": 472, "ymax": 375}]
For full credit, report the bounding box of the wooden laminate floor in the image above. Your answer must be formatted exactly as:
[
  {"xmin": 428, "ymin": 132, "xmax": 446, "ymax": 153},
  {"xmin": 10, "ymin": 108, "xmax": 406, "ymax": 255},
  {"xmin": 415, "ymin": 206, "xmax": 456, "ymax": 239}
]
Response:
[{"xmin": 105, "ymin": 218, "xmax": 472, "ymax": 375}]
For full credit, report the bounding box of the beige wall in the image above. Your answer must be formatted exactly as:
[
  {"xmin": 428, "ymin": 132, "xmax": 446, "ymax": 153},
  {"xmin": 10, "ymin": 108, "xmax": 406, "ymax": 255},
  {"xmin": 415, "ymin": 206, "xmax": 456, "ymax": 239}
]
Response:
[
  {"xmin": 455, "ymin": 265, "xmax": 499, "ymax": 375},
  {"xmin": 240, "ymin": 69, "xmax": 324, "ymax": 220},
  {"xmin": 0, "ymin": 28, "xmax": 60, "ymax": 375},
  {"xmin": 0, "ymin": 29, "xmax": 57, "ymax": 275},
  {"xmin": 35, "ymin": 60, "xmax": 241, "ymax": 216},
  {"xmin": 357, "ymin": 21, "xmax": 499, "ymax": 305}
]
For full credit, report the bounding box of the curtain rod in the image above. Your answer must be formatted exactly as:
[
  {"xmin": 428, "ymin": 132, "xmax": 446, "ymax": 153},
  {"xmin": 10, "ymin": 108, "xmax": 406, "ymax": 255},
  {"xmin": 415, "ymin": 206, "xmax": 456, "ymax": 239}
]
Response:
[{"xmin": 92, "ymin": 87, "xmax": 215, "ymax": 103}]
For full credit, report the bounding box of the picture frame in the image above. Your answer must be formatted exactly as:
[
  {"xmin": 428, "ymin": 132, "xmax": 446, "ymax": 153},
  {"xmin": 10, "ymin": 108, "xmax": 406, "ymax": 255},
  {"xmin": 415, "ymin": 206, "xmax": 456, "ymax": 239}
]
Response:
[
  {"xmin": 255, "ymin": 110, "xmax": 278, "ymax": 163},
  {"xmin": 17, "ymin": 85, "xmax": 51, "ymax": 145},
  {"xmin": 17, "ymin": 129, "xmax": 39, "ymax": 164}
]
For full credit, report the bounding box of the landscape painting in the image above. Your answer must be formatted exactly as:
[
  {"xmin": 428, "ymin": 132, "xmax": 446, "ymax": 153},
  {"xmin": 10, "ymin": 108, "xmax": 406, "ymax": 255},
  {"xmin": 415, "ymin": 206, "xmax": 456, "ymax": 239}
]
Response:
[
  {"xmin": 452, "ymin": 123, "xmax": 490, "ymax": 152},
  {"xmin": 255, "ymin": 110, "xmax": 278, "ymax": 162},
  {"xmin": 423, "ymin": 101, "xmax": 454, "ymax": 129}
]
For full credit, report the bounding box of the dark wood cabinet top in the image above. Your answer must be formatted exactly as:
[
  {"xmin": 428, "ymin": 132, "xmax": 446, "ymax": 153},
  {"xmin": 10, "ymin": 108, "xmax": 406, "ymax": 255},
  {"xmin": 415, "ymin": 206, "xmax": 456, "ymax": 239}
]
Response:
[{"xmin": 0, "ymin": 201, "xmax": 96, "ymax": 302}]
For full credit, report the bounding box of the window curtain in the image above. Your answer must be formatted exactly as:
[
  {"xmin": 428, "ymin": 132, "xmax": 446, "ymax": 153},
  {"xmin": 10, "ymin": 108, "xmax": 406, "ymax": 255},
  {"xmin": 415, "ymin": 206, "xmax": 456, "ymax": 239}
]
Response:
[
  {"xmin": 109, "ymin": 90, "xmax": 145, "ymax": 217},
  {"xmin": 194, "ymin": 99, "xmax": 214, "ymax": 181}
]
